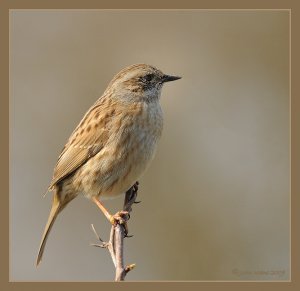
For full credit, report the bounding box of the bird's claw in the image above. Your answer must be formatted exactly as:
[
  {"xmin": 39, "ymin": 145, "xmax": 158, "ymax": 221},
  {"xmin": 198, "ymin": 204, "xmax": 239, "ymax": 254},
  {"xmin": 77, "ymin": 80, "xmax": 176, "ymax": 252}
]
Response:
[
  {"xmin": 109, "ymin": 211, "xmax": 129, "ymax": 225},
  {"xmin": 132, "ymin": 182, "xmax": 139, "ymax": 193},
  {"xmin": 109, "ymin": 211, "xmax": 130, "ymax": 236}
]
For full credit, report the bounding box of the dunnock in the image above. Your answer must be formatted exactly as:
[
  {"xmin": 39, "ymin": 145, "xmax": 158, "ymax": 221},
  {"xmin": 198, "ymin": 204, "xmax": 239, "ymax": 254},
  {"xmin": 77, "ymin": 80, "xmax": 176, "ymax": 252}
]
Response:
[{"xmin": 36, "ymin": 64, "xmax": 181, "ymax": 266}]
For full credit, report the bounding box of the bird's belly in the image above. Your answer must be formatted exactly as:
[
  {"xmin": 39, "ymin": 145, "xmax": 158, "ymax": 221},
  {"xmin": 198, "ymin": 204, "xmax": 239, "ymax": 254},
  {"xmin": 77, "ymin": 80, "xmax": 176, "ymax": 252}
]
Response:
[
  {"xmin": 77, "ymin": 130, "xmax": 159, "ymax": 200},
  {"xmin": 74, "ymin": 101, "xmax": 163, "ymax": 200},
  {"xmin": 101, "ymin": 134, "xmax": 158, "ymax": 199}
]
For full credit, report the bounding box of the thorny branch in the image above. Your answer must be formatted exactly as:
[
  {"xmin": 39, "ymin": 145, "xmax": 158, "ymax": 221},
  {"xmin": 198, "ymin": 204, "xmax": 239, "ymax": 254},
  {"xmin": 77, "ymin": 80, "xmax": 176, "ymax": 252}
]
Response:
[{"xmin": 91, "ymin": 181, "xmax": 139, "ymax": 281}]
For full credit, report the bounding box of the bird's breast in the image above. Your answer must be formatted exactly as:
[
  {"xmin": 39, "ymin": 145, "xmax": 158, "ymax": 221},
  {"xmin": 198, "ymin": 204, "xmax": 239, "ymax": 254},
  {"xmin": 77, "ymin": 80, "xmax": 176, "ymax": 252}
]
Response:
[
  {"xmin": 78, "ymin": 100, "xmax": 163, "ymax": 199},
  {"xmin": 105, "ymin": 101, "xmax": 163, "ymax": 195}
]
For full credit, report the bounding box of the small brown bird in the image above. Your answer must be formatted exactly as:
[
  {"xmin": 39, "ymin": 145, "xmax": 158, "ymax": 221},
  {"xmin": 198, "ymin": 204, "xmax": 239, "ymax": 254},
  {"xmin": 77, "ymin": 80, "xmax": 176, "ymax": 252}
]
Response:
[{"xmin": 36, "ymin": 63, "xmax": 181, "ymax": 266}]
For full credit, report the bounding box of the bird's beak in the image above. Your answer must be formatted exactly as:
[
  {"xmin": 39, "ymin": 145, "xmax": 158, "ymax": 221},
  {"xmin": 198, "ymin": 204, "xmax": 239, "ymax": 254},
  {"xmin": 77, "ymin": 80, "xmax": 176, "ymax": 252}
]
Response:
[{"xmin": 162, "ymin": 74, "xmax": 182, "ymax": 83}]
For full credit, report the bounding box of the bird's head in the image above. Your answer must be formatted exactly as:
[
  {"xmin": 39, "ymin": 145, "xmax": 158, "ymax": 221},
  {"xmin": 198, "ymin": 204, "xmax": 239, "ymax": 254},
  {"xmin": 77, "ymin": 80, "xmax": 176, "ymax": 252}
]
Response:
[{"xmin": 106, "ymin": 64, "xmax": 181, "ymax": 102}]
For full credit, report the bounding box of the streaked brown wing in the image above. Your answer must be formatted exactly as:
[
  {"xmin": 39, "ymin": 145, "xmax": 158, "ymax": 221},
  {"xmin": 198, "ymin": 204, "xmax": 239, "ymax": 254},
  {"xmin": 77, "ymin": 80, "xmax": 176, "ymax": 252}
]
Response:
[{"xmin": 48, "ymin": 104, "xmax": 109, "ymax": 190}]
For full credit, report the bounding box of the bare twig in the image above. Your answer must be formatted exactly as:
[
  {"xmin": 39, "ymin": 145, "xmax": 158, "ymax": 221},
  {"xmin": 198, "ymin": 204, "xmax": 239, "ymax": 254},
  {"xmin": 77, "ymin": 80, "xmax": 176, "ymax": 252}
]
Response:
[{"xmin": 91, "ymin": 181, "xmax": 139, "ymax": 281}]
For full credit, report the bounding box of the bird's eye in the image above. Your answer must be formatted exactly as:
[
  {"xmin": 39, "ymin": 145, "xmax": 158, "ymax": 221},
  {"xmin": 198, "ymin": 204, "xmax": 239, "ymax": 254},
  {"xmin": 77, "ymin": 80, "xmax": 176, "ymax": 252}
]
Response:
[{"xmin": 144, "ymin": 73, "xmax": 154, "ymax": 82}]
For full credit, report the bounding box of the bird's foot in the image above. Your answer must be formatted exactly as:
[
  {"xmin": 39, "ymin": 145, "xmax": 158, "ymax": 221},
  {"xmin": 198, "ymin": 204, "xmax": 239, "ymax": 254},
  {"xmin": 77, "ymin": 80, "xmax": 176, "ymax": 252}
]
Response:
[
  {"xmin": 109, "ymin": 211, "xmax": 130, "ymax": 235},
  {"xmin": 132, "ymin": 181, "xmax": 139, "ymax": 192}
]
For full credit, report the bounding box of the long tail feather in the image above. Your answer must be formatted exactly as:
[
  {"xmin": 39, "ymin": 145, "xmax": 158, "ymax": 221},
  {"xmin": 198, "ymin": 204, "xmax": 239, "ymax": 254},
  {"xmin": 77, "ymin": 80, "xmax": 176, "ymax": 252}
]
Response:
[{"xmin": 36, "ymin": 191, "xmax": 61, "ymax": 266}]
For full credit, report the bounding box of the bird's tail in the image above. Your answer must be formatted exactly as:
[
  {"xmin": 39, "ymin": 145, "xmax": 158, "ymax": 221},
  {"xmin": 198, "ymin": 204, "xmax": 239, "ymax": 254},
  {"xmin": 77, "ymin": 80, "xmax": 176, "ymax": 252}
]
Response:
[{"xmin": 36, "ymin": 190, "xmax": 62, "ymax": 266}]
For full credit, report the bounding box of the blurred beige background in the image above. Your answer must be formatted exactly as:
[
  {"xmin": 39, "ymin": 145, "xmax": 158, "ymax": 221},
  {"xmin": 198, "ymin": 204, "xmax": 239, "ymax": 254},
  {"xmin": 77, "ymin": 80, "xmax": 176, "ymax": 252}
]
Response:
[{"xmin": 10, "ymin": 10, "xmax": 290, "ymax": 281}]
